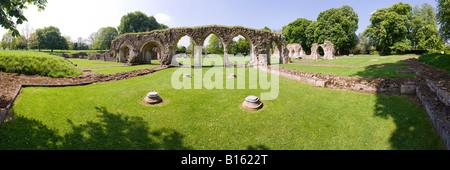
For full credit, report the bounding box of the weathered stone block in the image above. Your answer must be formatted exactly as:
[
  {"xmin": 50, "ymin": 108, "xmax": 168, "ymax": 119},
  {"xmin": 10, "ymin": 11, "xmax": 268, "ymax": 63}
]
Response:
[{"xmin": 401, "ymin": 84, "xmax": 416, "ymax": 94}]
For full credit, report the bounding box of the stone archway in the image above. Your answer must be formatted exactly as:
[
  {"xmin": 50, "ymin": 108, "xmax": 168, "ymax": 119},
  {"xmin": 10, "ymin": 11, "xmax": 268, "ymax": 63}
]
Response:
[
  {"xmin": 141, "ymin": 41, "xmax": 163, "ymax": 64},
  {"xmin": 118, "ymin": 40, "xmax": 134, "ymax": 63},
  {"xmin": 288, "ymin": 41, "xmax": 335, "ymax": 60},
  {"xmin": 106, "ymin": 25, "xmax": 288, "ymax": 67}
]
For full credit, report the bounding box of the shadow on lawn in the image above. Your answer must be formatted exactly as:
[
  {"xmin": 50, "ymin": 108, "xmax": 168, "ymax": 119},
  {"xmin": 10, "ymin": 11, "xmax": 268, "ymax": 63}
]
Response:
[
  {"xmin": 353, "ymin": 64, "xmax": 444, "ymax": 150},
  {"xmin": 0, "ymin": 107, "xmax": 191, "ymax": 150}
]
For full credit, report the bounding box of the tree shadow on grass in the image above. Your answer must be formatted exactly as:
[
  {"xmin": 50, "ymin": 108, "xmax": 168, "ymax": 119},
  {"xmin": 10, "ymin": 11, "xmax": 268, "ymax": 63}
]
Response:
[
  {"xmin": 350, "ymin": 62, "xmax": 413, "ymax": 78},
  {"xmin": 353, "ymin": 65, "xmax": 444, "ymax": 150},
  {"xmin": 0, "ymin": 107, "xmax": 191, "ymax": 150}
]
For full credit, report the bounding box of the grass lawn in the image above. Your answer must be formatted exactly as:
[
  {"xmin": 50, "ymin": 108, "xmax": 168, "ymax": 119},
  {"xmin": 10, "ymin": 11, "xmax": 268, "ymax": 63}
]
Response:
[
  {"xmin": 40, "ymin": 50, "xmax": 108, "ymax": 56},
  {"xmin": 418, "ymin": 53, "xmax": 450, "ymax": 73},
  {"xmin": 69, "ymin": 58, "xmax": 124, "ymax": 68},
  {"xmin": 0, "ymin": 67, "xmax": 443, "ymax": 150},
  {"xmin": 292, "ymin": 55, "xmax": 415, "ymax": 66},
  {"xmin": 90, "ymin": 63, "xmax": 160, "ymax": 74},
  {"xmin": 279, "ymin": 64, "xmax": 415, "ymax": 78}
]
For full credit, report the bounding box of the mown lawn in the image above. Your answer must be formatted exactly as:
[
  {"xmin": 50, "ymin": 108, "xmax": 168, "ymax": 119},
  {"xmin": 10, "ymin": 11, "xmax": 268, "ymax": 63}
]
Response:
[
  {"xmin": 90, "ymin": 64, "xmax": 160, "ymax": 74},
  {"xmin": 418, "ymin": 53, "xmax": 450, "ymax": 73},
  {"xmin": 308, "ymin": 55, "xmax": 414, "ymax": 66},
  {"xmin": 0, "ymin": 67, "xmax": 443, "ymax": 150},
  {"xmin": 279, "ymin": 64, "xmax": 415, "ymax": 78},
  {"xmin": 69, "ymin": 58, "xmax": 124, "ymax": 68}
]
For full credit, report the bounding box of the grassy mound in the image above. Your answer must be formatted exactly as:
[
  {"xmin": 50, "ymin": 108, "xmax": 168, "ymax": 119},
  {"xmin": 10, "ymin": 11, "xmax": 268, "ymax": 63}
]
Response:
[
  {"xmin": 418, "ymin": 53, "xmax": 450, "ymax": 73},
  {"xmin": 0, "ymin": 51, "xmax": 83, "ymax": 78}
]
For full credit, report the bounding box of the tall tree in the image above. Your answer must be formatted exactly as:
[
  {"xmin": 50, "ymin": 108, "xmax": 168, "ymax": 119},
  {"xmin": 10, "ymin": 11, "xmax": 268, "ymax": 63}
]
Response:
[
  {"xmin": 37, "ymin": 26, "xmax": 68, "ymax": 52},
  {"xmin": 315, "ymin": 5, "xmax": 359, "ymax": 54},
  {"xmin": 0, "ymin": 0, "xmax": 47, "ymax": 37},
  {"xmin": 92, "ymin": 27, "xmax": 119, "ymax": 50},
  {"xmin": 411, "ymin": 3, "xmax": 444, "ymax": 50},
  {"xmin": 356, "ymin": 32, "xmax": 370, "ymax": 54},
  {"xmin": 365, "ymin": 2, "xmax": 413, "ymax": 54},
  {"xmin": 236, "ymin": 38, "xmax": 250, "ymax": 55},
  {"xmin": 436, "ymin": 0, "xmax": 450, "ymax": 43},
  {"xmin": 205, "ymin": 34, "xmax": 223, "ymax": 54},
  {"xmin": 117, "ymin": 11, "xmax": 166, "ymax": 34},
  {"xmin": 282, "ymin": 18, "xmax": 313, "ymax": 52},
  {"xmin": 1, "ymin": 31, "xmax": 14, "ymax": 49}
]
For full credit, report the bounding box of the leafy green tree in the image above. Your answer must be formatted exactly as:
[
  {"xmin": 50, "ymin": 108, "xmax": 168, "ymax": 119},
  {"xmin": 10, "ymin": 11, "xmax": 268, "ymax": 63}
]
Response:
[
  {"xmin": 282, "ymin": 18, "xmax": 313, "ymax": 52},
  {"xmin": 37, "ymin": 26, "xmax": 69, "ymax": 52},
  {"xmin": 117, "ymin": 11, "xmax": 166, "ymax": 34},
  {"xmin": 16, "ymin": 35, "xmax": 28, "ymax": 49},
  {"xmin": 0, "ymin": 0, "xmax": 47, "ymax": 37},
  {"xmin": 261, "ymin": 26, "xmax": 272, "ymax": 32},
  {"xmin": 236, "ymin": 38, "xmax": 250, "ymax": 55},
  {"xmin": 411, "ymin": 3, "xmax": 444, "ymax": 50},
  {"xmin": 315, "ymin": 5, "xmax": 359, "ymax": 54},
  {"xmin": 28, "ymin": 32, "xmax": 40, "ymax": 50},
  {"xmin": 1, "ymin": 31, "xmax": 13, "ymax": 49},
  {"xmin": 228, "ymin": 40, "xmax": 238, "ymax": 54},
  {"xmin": 159, "ymin": 23, "xmax": 168, "ymax": 30},
  {"xmin": 436, "ymin": 0, "xmax": 450, "ymax": 43},
  {"xmin": 356, "ymin": 32, "xmax": 370, "ymax": 54},
  {"xmin": 365, "ymin": 2, "xmax": 412, "ymax": 54},
  {"xmin": 92, "ymin": 27, "xmax": 119, "ymax": 50},
  {"xmin": 186, "ymin": 39, "xmax": 195, "ymax": 55},
  {"xmin": 176, "ymin": 46, "xmax": 186, "ymax": 53},
  {"xmin": 205, "ymin": 34, "xmax": 223, "ymax": 54}
]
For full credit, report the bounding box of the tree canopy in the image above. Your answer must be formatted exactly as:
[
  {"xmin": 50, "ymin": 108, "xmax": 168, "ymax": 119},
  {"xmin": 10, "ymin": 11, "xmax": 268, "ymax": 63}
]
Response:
[
  {"xmin": 365, "ymin": 2, "xmax": 444, "ymax": 54},
  {"xmin": 282, "ymin": 18, "xmax": 313, "ymax": 52},
  {"xmin": 35, "ymin": 26, "xmax": 68, "ymax": 52},
  {"xmin": 0, "ymin": 0, "xmax": 47, "ymax": 37},
  {"xmin": 365, "ymin": 2, "xmax": 413, "ymax": 54},
  {"xmin": 117, "ymin": 11, "xmax": 167, "ymax": 34},
  {"xmin": 92, "ymin": 27, "xmax": 119, "ymax": 50},
  {"xmin": 205, "ymin": 34, "xmax": 223, "ymax": 54},
  {"xmin": 314, "ymin": 5, "xmax": 359, "ymax": 54},
  {"xmin": 436, "ymin": 0, "xmax": 450, "ymax": 43},
  {"xmin": 283, "ymin": 5, "xmax": 359, "ymax": 55},
  {"xmin": 411, "ymin": 3, "xmax": 444, "ymax": 50}
]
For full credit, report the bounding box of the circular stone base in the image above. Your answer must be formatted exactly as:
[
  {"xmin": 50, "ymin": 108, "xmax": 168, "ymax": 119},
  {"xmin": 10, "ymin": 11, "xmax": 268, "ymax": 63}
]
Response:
[
  {"xmin": 183, "ymin": 74, "xmax": 192, "ymax": 78},
  {"xmin": 242, "ymin": 101, "xmax": 263, "ymax": 111},
  {"xmin": 227, "ymin": 74, "xmax": 237, "ymax": 78},
  {"xmin": 142, "ymin": 96, "xmax": 163, "ymax": 105}
]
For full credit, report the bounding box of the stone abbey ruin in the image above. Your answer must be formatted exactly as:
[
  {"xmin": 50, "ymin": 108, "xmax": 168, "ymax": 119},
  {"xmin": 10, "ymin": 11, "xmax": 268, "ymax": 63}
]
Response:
[
  {"xmin": 286, "ymin": 41, "xmax": 335, "ymax": 60},
  {"xmin": 92, "ymin": 25, "xmax": 291, "ymax": 67}
]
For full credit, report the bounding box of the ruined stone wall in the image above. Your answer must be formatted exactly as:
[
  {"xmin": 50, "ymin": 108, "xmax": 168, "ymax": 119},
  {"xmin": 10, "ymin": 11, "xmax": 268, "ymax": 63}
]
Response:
[
  {"xmin": 287, "ymin": 41, "xmax": 335, "ymax": 60},
  {"xmin": 104, "ymin": 25, "xmax": 289, "ymax": 66}
]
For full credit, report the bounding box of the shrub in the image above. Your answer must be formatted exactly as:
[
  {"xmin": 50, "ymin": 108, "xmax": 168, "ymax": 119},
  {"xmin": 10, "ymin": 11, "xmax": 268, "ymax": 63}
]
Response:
[{"xmin": 0, "ymin": 51, "xmax": 83, "ymax": 78}]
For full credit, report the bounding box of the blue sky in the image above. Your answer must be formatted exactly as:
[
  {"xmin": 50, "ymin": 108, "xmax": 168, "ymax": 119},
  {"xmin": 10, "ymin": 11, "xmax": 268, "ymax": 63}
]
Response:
[{"xmin": 0, "ymin": 0, "xmax": 439, "ymax": 46}]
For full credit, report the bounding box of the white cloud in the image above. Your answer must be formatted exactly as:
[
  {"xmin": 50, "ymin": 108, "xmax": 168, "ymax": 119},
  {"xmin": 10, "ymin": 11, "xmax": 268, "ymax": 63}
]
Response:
[{"xmin": 154, "ymin": 13, "xmax": 171, "ymax": 23}]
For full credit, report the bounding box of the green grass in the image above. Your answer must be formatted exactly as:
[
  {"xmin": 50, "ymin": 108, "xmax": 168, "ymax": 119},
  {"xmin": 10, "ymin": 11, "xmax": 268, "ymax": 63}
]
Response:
[
  {"xmin": 68, "ymin": 58, "xmax": 124, "ymax": 68},
  {"xmin": 0, "ymin": 51, "xmax": 83, "ymax": 78},
  {"xmin": 40, "ymin": 50, "xmax": 108, "ymax": 55},
  {"xmin": 90, "ymin": 63, "xmax": 160, "ymax": 74},
  {"xmin": 418, "ymin": 53, "xmax": 450, "ymax": 73},
  {"xmin": 293, "ymin": 55, "xmax": 414, "ymax": 66},
  {"xmin": 279, "ymin": 64, "xmax": 415, "ymax": 78},
  {"xmin": 313, "ymin": 55, "xmax": 413, "ymax": 66},
  {"xmin": 0, "ymin": 67, "xmax": 443, "ymax": 150}
]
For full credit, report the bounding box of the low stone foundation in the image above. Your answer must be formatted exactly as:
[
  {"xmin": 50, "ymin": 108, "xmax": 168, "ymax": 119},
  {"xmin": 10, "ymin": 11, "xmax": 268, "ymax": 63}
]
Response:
[
  {"xmin": 263, "ymin": 66, "xmax": 415, "ymax": 95},
  {"xmin": 417, "ymin": 85, "xmax": 450, "ymax": 149}
]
